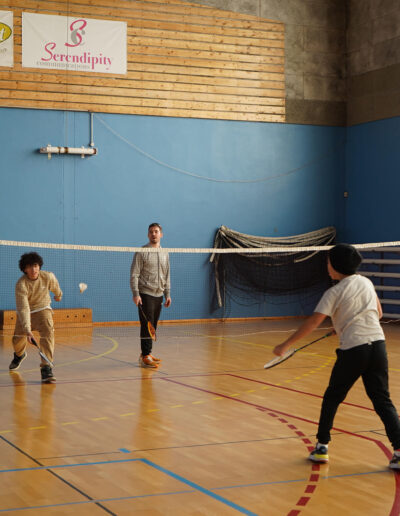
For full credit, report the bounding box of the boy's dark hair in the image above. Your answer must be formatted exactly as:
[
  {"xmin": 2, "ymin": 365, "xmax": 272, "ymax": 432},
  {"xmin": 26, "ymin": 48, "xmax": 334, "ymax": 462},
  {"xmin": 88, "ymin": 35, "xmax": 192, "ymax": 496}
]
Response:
[
  {"xmin": 148, "ymin": 222, "xmax": 162, "ymax": 231},
  {"xmin": 329, "ymin": 244, "xmax": 362, "ymax": 275},
  {"xmin": 19, "ymin": 252, "xmax": 44, "ymax": 273}
]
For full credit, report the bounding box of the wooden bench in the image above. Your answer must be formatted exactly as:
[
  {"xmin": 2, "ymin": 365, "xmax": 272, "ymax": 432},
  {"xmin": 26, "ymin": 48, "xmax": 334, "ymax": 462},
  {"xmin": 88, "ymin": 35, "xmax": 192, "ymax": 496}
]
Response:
[{"xmin": 0, "ymin": 308, "xmax": 92, "ymax": 330}]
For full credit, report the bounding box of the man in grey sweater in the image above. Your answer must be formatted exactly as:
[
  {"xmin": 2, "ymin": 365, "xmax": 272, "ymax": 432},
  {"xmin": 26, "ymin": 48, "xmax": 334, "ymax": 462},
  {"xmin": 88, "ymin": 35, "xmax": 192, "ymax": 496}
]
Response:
[{"xmin": 130, "ymin": 223, "xmax": 171, "ymax": 368}]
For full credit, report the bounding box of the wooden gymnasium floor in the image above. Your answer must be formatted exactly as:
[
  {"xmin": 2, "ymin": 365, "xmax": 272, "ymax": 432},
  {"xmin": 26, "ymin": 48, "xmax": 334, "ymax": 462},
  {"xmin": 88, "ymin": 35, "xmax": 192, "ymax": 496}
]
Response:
[{"xmin": 1, "ymin": 319, "xmax": 400, "ymax": 516}]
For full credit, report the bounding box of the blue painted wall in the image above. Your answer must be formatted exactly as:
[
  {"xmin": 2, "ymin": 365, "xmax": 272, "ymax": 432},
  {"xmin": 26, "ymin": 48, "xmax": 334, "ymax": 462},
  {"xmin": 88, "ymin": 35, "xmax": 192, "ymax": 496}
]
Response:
[
  {"xmin": 0, "ymin": 107, "xmax": 346, "ymax": 321},
  {"xmin": 345, "ymin": 116, "xmax": 400, "ymax": 243}
]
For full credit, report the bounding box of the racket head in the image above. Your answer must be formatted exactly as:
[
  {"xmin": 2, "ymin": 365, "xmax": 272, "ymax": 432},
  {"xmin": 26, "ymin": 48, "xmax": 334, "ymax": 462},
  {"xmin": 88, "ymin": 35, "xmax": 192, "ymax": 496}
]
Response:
[
  {"xmin": 264, "ymin": 349, "xmax": 295, "ymax": 369},
  {"xmin": 30, "ymin": 337, "xmax": 54, "ymax": 367},
  {"xmin": 147, "ymin": 322, "xmax": 156, "ymax": 341},
  {"xmin": 138, "ymin": 304, "xmax": 156, "ymax": 341},
  {"xmin": 39, "ymin": 351, "xmax": 54, "ymax": 368}
]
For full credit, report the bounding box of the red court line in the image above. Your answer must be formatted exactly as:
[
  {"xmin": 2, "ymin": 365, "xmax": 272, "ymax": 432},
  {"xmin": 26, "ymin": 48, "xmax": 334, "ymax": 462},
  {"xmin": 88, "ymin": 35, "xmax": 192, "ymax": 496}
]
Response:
[
  {"xmin": 296, "ymin": 497, "xmax": 310, "ymax": 506},
  {"xmin": 228, "ymin": 374, "xmax": 375, "ymax": 412},
  {"xmin": 163, "ymin": 376, "xmax": 323, "ymax": 516},
  {"xmin": 162, "ymin": 377, "xmax": 400, "ymax": 516}
]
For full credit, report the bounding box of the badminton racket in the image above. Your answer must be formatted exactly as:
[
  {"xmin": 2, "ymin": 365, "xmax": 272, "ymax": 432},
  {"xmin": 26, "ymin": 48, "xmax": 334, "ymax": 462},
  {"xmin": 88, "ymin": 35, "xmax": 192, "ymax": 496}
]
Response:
[
  {"xmin": 29, "ymin": 336, "xmax": 54, "ymax": 368},
  {"xmin": 138, "ymin": 304, "xmax": 156, "ymax": 341},
  {"xmin": 264, "ymin": 331, "xmax": 334, "ymax": 370}
]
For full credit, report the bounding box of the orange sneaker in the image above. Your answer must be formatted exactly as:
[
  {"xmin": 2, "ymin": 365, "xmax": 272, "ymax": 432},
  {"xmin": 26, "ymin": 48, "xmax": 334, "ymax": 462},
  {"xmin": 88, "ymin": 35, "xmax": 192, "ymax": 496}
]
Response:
[
  {"xmin": 139, "ymin": 355, "xmax": 158, "ymax": 369},
  {"xmin": 149, "ymin": 354, "xmax": 161, "ymax": 363}
]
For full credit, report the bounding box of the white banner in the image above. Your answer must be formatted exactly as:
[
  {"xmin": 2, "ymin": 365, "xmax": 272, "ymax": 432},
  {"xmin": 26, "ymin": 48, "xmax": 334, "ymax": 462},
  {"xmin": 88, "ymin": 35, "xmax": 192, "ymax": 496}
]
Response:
[
  {"xmin": 22, "ymin": 12, "xmax": 126, "ymax": 74},
  {"xmin": 0, "ymin": 11, "xmax": 13, "ymax": 67}
]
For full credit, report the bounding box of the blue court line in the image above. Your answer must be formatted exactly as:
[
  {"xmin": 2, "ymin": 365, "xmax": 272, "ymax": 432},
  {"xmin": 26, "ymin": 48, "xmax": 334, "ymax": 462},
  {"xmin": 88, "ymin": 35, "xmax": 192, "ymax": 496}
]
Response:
[
  {"xmin": 141, "ymin": 458, "xmax": 258, "ymax": 516},
  {"xmin": 0, "ymin": 470, "xmax": 391, "ymax": 514},
  {"xmin": 0, "ymin": 491, "xmax": 194, "ymax": 513},
  {"xmin": 215, "ymin": 469, "xmax": 390, "ymax": 490},
  {"xmin": 0, "ymin": 457, "xmax": 258, "ymax": 516},
  {"xmin": 0, "ymin": 458, "xmax": 141, "ymax": 474},
  {"xmin": 0, "ymin": 460, "xmax": 390, "ymax": 514},
  {"xmin": 323, "ymin": 469, "xmax": 389, "ymax": 479}
]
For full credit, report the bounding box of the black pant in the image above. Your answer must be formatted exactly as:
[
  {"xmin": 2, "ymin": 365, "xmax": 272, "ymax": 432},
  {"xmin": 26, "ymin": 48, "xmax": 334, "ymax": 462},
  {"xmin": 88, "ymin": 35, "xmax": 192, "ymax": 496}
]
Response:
[
  {"xmin": 138, "ymin": 293, "xmax": 163, "ymax": 356},
  {"xmin": 317, "ymin": 340, "xmax": 400, "ymax": 449}
]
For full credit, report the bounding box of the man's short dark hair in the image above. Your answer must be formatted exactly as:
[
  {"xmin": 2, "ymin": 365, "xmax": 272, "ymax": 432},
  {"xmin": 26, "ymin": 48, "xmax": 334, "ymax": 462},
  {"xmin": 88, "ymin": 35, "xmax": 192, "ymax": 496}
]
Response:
[
  {"xmin": 148, "ymin": 222, "xmax": 162, "ymax": 231},
  {"xmin": 19, "ymin": 252, "xmax": 43, "ymax": 273}
]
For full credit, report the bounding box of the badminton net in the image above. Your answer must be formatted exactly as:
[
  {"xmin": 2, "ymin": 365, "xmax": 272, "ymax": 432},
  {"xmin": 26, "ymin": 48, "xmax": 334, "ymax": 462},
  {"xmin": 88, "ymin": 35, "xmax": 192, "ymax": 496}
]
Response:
[{"xmin": 0, "ymin": 236, "xmax": 400, "ymax": 346}]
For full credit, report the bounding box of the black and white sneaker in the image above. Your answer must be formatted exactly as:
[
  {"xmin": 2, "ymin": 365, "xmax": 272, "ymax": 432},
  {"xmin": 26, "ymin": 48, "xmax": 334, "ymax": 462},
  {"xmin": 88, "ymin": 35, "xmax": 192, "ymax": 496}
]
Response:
[
  {"xmin": 308, "ymin": 444, "xmax": 329, "ymax": 463},
  {"xmin": 389, "ymin": 454, "xmax": 400, "ymax": 469},
  {"xmin": 41, "ymin": 365, "xmax": 56, "ymax": 383},
  {"xmin": 9, "ymin": 352, "xmax": 27, "ymax": 371}
]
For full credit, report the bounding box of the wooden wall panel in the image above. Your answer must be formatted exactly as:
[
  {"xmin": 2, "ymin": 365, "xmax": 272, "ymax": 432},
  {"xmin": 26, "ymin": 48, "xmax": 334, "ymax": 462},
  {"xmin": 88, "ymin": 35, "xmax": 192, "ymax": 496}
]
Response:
[{"xmin": 0, "ymin": 0, "xmax": 285, "ymax": 122}]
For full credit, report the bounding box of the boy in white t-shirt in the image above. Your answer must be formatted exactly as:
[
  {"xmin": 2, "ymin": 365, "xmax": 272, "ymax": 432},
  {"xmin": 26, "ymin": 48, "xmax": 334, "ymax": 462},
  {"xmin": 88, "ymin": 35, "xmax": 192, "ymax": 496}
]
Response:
[{"xmin": 273, "ymin": 243, "xmax": 400, "ymax": 469}]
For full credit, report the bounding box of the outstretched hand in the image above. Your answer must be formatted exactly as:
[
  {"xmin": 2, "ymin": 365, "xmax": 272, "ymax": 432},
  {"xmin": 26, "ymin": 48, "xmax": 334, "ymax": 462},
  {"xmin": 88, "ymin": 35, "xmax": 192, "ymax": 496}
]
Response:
[{"xmin": 273, "ymin": 342, "xmax": 291, "ymax": 356}]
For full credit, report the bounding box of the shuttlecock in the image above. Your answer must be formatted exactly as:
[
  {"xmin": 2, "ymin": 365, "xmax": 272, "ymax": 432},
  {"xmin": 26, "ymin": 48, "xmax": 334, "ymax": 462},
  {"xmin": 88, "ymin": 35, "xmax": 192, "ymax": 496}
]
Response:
[{"xmin": 79, "ymin": 282, "xmax": 88, "ymax": 293}]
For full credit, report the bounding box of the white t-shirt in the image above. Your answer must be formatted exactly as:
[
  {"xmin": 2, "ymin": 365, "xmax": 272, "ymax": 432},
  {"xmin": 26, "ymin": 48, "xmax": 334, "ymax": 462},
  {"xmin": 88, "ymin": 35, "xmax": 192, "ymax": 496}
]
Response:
[{"xmin": 315, "ymin": 274, "xmax": 384, "ymax": 350}]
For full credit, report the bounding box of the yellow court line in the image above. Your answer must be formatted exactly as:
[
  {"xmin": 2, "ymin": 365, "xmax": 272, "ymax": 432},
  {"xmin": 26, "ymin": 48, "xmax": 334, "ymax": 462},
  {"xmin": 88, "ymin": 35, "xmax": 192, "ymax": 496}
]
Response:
[
  {"xmin": 0, "ymin": 334, "xmax": 119, "ymax": 376},
  {"xmin": 52, "ymin": 334, "xmax": 120, "ymax": 368},
  {"xmin": 211, "ymin": 334, "xmax": 400, "ymax": 372},
  {"xmin": 204, "ymin": 333, "xmax": 337, "ymax": 361}
]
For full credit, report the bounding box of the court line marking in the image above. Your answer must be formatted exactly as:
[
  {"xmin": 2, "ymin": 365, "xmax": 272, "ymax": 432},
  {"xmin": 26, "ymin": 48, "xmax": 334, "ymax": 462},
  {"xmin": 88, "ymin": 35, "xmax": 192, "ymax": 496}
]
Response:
[
  {"xmin": 0, "ymin": 468, "xmax": 392, "ymax": 513},
  {"xmin": 140, "ymin": 458, "xmax": 257, "ymax": 515},
  {"xmin": 228, "ymin": 374, "xmax": 376, "ymax": 412},
  {"xmin": 0, "ymin": 458, "xmax": 257, "ymax": 516},
  {"xmin": 0, "ymin": 458, "xmax": 142, "ymax": 474},
  {"xmin": 162, "ymin": 377, "xmax": 392, "ymax": 454},
  {"xmin": 163, "ymin": 376, "xmax": 324, "ymax": 516},
  {"xmin": 203, "ymin": 332, "xmax": 400, "ymax": 374},
  {"xmin": 0, "ymin": 366, "xmax": 396, "ymax": 514},
  {"xmin": 0, "ymin": 492, "xmax": 194, "ymax": 513},
  {"xmin": 0, "ymin": 370, "xmax": 383, "ymax": 436},
  {"xmin": 162, "ymin": 376, "xmax": 400, "ymax": 516},
  {"xmin": 0, "ymin": 335, "xmax": 119, "ymax": 377},
  {"xmin": 0, "ymin": 435, "xmax": 116, "ymax": 516}
]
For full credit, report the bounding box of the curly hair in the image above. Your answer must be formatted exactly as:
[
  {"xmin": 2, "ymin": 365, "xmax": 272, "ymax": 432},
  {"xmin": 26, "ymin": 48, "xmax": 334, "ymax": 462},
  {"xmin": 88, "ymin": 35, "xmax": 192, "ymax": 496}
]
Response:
[{"xmin": 19, "ymin": 252, "xmax": 43, "ymax": 273}]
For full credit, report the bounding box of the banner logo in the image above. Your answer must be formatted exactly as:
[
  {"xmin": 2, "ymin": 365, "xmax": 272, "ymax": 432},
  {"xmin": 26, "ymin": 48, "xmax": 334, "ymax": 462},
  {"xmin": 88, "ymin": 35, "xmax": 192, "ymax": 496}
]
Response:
[
  {"xmin": 0, "ymin": 11, "xmax": 13, "ymax": 67},
  {"xmin": 22, "ymin": 12, "xmax": 126, "ymax": 74},
  {"xmin": 0, "ymin": 22, "xmax": 12, "ymax": 44},
  {"xmin": 65, "ymin": 19, "xmax": 86, "ymax": 47}
]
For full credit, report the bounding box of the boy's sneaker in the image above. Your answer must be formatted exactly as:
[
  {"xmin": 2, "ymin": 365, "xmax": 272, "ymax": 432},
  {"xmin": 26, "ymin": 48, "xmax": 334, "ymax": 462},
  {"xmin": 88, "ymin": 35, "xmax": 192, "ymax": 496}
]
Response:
[
  {"xmin": 139, "ymin": 355, "xmax": 158, "ymax": 369},
  {"xmin": 9, "ymin": 352, "xmax": 27, "ymax": 371},
  {"xmin": 389, "ymin": 453, "xmax": 400, "ymax": 469},
  {"xmin": 308, "ymin": 444, "xmax": 329, "ymax": 463},
  {"xmin": 41, "ymin": 365, "xmax": 56, "ymax": 383}
]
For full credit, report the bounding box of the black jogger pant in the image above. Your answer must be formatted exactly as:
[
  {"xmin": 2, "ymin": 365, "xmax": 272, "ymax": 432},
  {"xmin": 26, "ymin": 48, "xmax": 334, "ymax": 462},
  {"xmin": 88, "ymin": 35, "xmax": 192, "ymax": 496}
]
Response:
[
  {"xmin": 317, "ymin": 340, "xmax": 400, "ymax": 450},
  {"xmin": 138, "ymin": 292, "xmax": 163, "ymax": 356}
]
